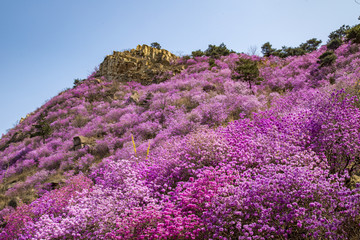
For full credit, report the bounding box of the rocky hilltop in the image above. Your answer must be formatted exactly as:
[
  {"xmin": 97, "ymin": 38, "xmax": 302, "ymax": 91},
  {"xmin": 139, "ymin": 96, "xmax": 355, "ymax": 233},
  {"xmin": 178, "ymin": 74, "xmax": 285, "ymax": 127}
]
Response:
[{"xmin": 97, "ymin": 44, "xmax": 184, "ymax": 84}]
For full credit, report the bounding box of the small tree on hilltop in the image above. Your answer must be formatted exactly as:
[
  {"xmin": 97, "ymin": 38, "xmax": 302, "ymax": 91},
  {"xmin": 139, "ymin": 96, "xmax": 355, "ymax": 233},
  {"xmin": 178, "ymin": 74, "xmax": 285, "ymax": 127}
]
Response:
[
  {"xmin": 327, "ymin": 25, "xmax": 350, "ymax": 50},
  {"xmin": 329, "ymin": 25, "xmax": 350, "ymax": 42},
  {"xmin": 204, "ymin": 43, "xmax": 234, "ymax": 58},
  {"xmin": 150, "ymin": 42, "xmax": 161, "ymax": 49},
  {"xmin": 299, "ymin": 38, "xmax": 322, "ymax": 52},
  {"xmin": 261, "ymin": 42, "xmax": 276, "ymax": 57},
  {"xmin": 346, "ymin": 24, "xmax": 360, "ymax": 43},
  {"xmin": 191, "ymin": 49, "xmax": 204, "ymax": 57}
]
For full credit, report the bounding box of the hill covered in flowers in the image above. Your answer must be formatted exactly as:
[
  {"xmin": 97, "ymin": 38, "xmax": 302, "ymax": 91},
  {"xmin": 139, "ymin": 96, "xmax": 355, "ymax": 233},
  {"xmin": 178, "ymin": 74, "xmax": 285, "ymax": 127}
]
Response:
[{"xmin": 1, "ymin": 31, "xmax": 360, "ymax": 239}]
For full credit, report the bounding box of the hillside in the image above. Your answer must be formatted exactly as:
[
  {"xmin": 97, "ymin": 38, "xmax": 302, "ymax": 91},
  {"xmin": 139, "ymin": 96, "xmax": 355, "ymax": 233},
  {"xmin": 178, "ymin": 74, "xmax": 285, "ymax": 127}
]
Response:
[{"xmin": 1, "ymin": 40, "xmax": 360, "ymax": 239}]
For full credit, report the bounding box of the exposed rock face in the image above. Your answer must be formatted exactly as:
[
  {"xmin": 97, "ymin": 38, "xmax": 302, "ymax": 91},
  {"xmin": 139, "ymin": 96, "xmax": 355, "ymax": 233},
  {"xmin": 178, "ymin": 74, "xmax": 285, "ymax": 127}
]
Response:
[
  {"xmin": 203, "ymin": 84, "xmax": 216, "ymax": 92},
  {"xmin": 349, "ymin": 174, "xmax": 360, "ymax": 188},
  {"xmin": 73, "ymin": 136, "xmax": 94, "ymax": 150},
  {"xmin": 19, "ymin": 114, "xmax": 31, "ymax": 124},
  {"xmin": 97, "ymin": 44, "xmax": 184, "ymax": 85}
]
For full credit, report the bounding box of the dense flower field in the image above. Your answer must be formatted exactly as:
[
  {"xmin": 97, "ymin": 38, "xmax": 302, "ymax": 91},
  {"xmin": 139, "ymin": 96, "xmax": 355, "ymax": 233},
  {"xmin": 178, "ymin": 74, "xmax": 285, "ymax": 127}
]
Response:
[{"xmin": 1, "ymin": 41, "xmax": 360, "ymax": 239}]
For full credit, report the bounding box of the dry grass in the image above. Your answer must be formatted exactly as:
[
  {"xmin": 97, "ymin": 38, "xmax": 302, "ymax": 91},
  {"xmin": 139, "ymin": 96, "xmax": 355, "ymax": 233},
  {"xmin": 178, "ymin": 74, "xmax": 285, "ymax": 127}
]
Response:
[
  {"xmin": 0, "ymin": 166, "xmax": 38, "ymax": 209},
  {"xmin": 174, "ymin": 96, "xmax": 199, "ymax": 112}
]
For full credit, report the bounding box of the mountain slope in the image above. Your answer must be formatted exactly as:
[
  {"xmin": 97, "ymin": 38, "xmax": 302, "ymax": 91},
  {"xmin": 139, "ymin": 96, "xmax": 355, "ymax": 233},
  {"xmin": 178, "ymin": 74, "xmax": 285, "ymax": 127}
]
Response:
[{"xmin": 1, "ymin": 43, "xmax": 360, "ymax": 239}]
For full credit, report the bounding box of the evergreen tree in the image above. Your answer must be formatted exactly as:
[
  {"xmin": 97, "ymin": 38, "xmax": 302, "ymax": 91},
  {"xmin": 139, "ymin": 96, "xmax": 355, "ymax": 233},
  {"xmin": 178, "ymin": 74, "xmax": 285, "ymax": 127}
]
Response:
[
  {"xmin": 261, "ymin": 42, "xmax": 276, "ymax": 57},
  {"xmin": 328, "ymin": 25, "xmax": 350, "ymax": 42},
  {"xmin": 191, "ymin": 49, "xmax": 204, "ymax": 57},
  {"xmin": 32, "ymin": 113, "xmax": 52, "ymax": 143},
  {"xmin": 299, "ymin": 38, "xmax": 322, "ymax": 52},
  {"xmin": 346, "ymin": 24, "xmax": 360, "ymax": 43},
  {"xmin": 327, "ymin": 25, "xmax": 350, "ymax": 50},
  {"xmin": 204, "ymin": 43, "xmax": 233, "ymax": 58},
  {"xmin": 233, "ymin": 58, "xmax": 262, "ymax": 91}
]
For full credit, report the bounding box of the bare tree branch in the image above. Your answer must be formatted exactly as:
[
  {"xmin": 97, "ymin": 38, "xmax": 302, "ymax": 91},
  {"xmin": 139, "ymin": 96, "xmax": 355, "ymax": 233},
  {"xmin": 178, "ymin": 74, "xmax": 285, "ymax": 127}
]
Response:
[{"xmin": 247, "ymin": 45, "xmax": 258, "ymax": 56}]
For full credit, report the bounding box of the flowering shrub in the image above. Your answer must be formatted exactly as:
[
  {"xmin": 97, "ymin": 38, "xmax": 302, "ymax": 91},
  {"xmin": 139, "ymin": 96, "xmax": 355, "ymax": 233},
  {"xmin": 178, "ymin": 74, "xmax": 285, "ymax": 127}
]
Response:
[
  {"xmin": 204, "ymin": 165, "xmax": 360, "ymax": 239},
  {"xmin": 0, "ymin": 174, "xmax": 93, "ymax": 239},
  {"xmin": 307, "ymin": 90, "xmax": 360, "ymax": 175}
]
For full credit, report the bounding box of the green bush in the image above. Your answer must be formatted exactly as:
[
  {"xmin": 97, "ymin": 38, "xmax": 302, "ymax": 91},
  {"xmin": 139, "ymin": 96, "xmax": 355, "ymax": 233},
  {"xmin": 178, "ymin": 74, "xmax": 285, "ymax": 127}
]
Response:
[
  {"xmin": 327, "ymin": 38, "xmax": 342, "ymax": 50},
  {"xmin": 208, "ymin": 58, "xmax": 216, "ymax": 68},
  {"xmin": 191, "ymin": 43, "xmax": 235, "ymax": 58},
  {"xmin": 325, "ymin": 25, "xmax": 350, "ymax": 50},
  {"xmin": 204, "ymin": 43, "xmax": 233, "ymax": 58},
  {"xmin": 261, "ymin": 42, "xmax": 276, "ymax": 57},
  {"xmin": 299, "ymin": 38, "xmax": 322, "ymax": 52},
  {"xmin": 318, "ymin": 51, "xmax": 337, "ymax": 68},
  {"xmin": 191, "ymin": 50, "xmax": 204, "ymax": 57},
  {"xmin": 181, "ymin": 55, "xmax": 191, "ymax": 61},
  {"xmin": 329, "ymin": 25, "xmax": 350, "ymax": 42},
  {"xmin": 346, "ymin": 24, "xmax": 360, "ymax": 43},
  {"xmin": 73, "ymin": 78, "xmax": 84, "ymax": 87}
]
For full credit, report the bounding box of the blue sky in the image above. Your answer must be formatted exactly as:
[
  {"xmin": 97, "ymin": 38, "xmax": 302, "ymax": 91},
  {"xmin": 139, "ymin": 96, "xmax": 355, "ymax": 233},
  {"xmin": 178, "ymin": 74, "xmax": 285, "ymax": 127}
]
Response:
[{"xmin": 0, "ymin": 0, "xmax": 359, "ymax": 136}]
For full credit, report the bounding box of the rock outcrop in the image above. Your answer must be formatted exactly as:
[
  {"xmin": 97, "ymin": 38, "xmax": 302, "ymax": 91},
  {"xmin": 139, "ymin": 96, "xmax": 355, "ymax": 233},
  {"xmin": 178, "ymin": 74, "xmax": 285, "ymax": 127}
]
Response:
[
  {"xmin": 97, "ymin": 44, "xmax": 184, "ymax": 85},
  {"xmin": 73, "ymin": 136, "xmax": 94, "ymax": 150}
]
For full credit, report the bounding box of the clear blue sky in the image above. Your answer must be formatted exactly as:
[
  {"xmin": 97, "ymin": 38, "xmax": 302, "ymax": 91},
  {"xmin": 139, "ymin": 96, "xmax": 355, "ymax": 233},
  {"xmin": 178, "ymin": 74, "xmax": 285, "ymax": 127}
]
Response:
[{"xmin": 0, "ymin": 0, "xmax": 359, "ymax": 136}]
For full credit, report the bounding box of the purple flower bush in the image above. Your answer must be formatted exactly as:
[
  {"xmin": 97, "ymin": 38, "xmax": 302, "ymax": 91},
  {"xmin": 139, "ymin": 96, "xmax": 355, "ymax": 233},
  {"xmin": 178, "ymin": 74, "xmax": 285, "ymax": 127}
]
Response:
[
  {"xmin": 204, "ymin": 165, "xmax": 360, "ymax": 239},
  {"xmin": 0, "ymin": 174, "xmax": 93, "ymax": 239},
  {"xmin": 1, "ymin": 41, "xmax": 360, "ymax": 239}
]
